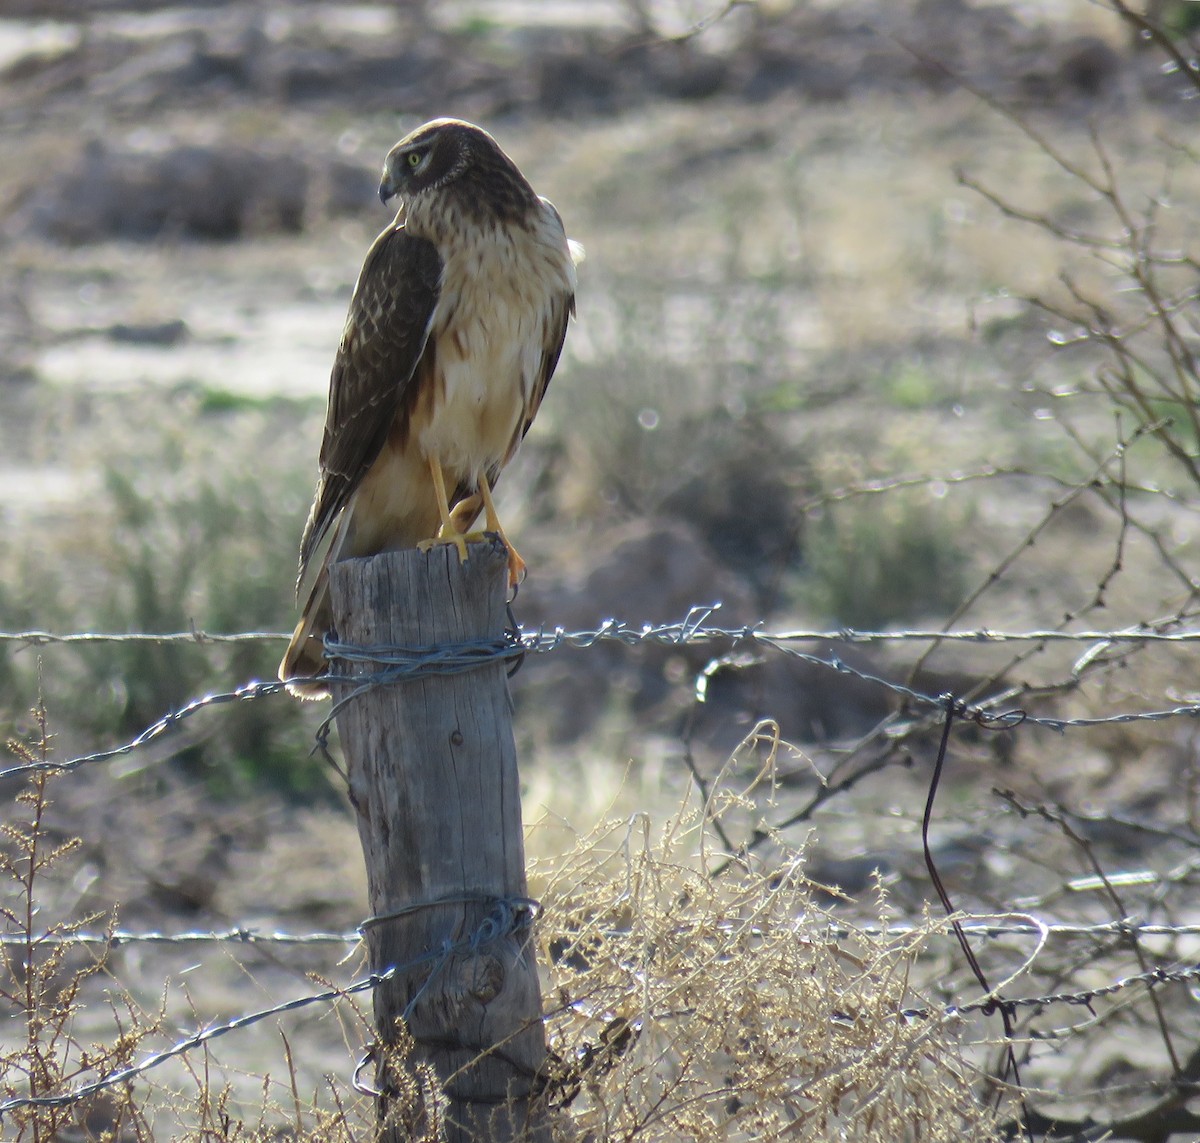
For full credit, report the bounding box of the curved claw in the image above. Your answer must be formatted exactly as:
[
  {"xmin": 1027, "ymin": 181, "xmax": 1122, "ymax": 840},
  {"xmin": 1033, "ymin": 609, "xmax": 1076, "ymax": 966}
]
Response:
[
  {"xmin": 421, "ymin": 457, "xmax": 527, "ymax": 583},
  {"xmin": 417, "ymin": 530, "xmax": 472, "ymax": 563},
  {"xmin": 506, "ymin": 544, "xmax": 526, "ymax": 588}
]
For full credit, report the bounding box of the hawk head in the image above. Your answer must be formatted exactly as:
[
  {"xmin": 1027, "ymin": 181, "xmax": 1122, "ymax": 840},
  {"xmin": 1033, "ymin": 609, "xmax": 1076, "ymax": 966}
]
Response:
[{"xmin": 378, "ymin": 118, "xmax": 537, "ymax": 220}]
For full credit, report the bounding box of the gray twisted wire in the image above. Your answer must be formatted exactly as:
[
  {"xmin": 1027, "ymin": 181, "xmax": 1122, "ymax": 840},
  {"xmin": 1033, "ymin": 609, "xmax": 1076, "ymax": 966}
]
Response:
[{"xmin": 0, "ymin": 891, "xmax": 534, "ymax": 1120}]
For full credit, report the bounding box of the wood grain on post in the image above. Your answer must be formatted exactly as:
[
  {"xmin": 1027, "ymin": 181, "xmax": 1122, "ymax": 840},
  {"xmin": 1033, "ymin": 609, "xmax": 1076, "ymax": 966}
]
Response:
[{"xmin": 326, "ymin": 541, "xmax": 550, "ymax": 1143}]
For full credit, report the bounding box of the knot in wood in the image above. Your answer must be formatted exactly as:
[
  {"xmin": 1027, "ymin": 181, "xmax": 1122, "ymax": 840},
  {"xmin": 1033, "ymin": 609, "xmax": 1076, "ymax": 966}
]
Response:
[
  {"xmin": 463, "ymin": 953, "xmax": 505, "ymax": 1004},
  {"xmin": 449, "ymin": 728, "xmax": 465, "ymax": 747}
]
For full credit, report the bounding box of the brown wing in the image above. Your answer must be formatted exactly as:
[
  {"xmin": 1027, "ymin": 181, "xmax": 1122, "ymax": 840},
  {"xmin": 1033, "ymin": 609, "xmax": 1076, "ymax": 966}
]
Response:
[
  {"xmin": 514, "ymin": 199, "xmax": 576, "ymax": 453},
  {"xmin": 297, "ymin": 224, "xmax": 442, "ymax": 592},
  {"xmin": 522, "ymin": 290, "xmax": 573, "ymax": 446}
]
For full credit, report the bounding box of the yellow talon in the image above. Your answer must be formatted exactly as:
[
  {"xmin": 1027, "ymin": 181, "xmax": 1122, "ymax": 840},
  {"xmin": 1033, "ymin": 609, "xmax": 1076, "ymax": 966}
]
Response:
[
  {"xmin": 478, "ymin": 473, "xmax": 525, "ymax": 587},
  {"xmin": 422, "ymin": 456, "xmax": 525, "ymax": 583},
  {"xmin": 417, "ymin": 530, "xmax": 472, "ymax": 563}
]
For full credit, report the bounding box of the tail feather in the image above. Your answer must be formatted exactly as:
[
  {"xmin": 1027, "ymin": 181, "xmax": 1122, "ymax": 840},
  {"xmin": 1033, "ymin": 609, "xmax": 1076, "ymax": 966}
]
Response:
[
  {"xmin": 274, "ymin": 602, "xmax": 326, "ymax": 701},
  {"xmin": 279, "ymin": 505, "xmax": 354, "ymax": 701},
  {"xmin": 280, "ymin": 456, "xmax": 480, "ymax": 700}
]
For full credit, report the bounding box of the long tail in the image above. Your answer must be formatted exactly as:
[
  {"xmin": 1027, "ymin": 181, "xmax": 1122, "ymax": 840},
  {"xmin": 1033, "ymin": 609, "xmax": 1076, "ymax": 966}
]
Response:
[
  {"xmin": 278, "ymin": 507, "xmax": 355, "ymax": 701},
  {"xmin": 278, "ymin": 599, "xmax": 332, "ymax": 699},
  {"xmin": 279, "ymin": 466, "xmax": 489, "ymax": 700},
  {"xmin": 278, "ymin": 578, "xmax": 334, "ymax": 700}
]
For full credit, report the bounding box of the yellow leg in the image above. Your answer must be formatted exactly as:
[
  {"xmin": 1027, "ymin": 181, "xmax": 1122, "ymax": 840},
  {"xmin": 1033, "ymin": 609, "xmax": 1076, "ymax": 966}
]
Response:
[
  {"xmin": 417, "ymin": 455, "xmax": 470, "ymax": 563},
  {"xmin": 417, "ymin": 459, "xmax": 525, "ymax": 582},
  {"xmin": 477, "ymin": 473, "xmax": 526, "ymax": 586}
]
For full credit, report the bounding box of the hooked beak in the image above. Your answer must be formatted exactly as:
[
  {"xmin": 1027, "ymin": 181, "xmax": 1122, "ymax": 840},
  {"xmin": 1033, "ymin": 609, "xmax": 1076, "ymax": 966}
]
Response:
[{"xmin": 379, "ymin": 166, "xmax": 400, "ymax": 206}]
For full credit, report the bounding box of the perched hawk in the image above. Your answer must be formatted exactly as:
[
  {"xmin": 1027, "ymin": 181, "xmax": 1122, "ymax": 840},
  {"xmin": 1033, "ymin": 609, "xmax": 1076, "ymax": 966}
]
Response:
[{"xmin": 279, "ymin": 118, "xmax": 581, "ymax": 698}]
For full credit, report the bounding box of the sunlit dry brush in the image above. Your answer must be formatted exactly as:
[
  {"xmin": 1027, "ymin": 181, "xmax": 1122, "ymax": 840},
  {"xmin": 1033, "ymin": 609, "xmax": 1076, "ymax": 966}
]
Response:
[
  {"xmin": 533, "ymin": 806, "xmax": 1003, "ymax": 1140},
  {"xmin": 0, "ymin": 709, "xmax": 160, "ymax": 1143}
]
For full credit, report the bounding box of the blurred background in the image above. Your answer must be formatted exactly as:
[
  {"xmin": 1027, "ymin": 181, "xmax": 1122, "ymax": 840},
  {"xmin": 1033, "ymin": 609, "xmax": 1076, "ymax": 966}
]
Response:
[
  {"xmin": 3, "ymin": 1, "xmax": 1200, "ymax": 1134},
  {"xmin": 5, "ymin": 0, "xmax": 1196, "ymax": 784}
]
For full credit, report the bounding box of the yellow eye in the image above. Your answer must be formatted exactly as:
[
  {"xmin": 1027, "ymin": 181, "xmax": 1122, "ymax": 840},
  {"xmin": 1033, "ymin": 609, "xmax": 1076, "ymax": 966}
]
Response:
[{"xmin": 407, "ymin": 152, "xmax": 422, "ymax": 168}]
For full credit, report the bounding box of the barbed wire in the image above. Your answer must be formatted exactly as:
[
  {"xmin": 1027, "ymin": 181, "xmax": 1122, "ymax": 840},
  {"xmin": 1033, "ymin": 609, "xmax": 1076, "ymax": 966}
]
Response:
[
  {"xmin": 0, "ymin": 926, "xmax": 361, "ymax": 948},
  {"xmin": 0, "ymin": 969, "xmax": 386, "ymax": 1118},
  {"xmin": 0, "ymin": 892, "xmax": 535, "ymax": 1121},
  {"xmin": 7, "ymin": 622, "xmax": 1200, "ymax": 647},
  {"xmin": 5, "ymin": 916, "xmax": 1200, "ymax": 950},
  {"xmin": 0, "ymin": 912, "xmax": 1193, "ymax": 1117},
  {"xmin": 9, "ymin": 608, "xmax": 1200, "ymax": 781},
  {"xmin": 0, "ymin": 679, "xmax": 285, "ymax": 781},
  {"xmin": 5, "ymin": 612, "xmax": 1200, "ymax": 1118},
  {"xmin": 322, "ymin": 610, "xmax": 1200, "ymax": 736},
  {"xmin": 933, "ymin": 960, "xmax": 1200, "ymax": 1020},
  {"xmin": 0, "ymin": 630, "xmax": 285, "ymax": 647}
]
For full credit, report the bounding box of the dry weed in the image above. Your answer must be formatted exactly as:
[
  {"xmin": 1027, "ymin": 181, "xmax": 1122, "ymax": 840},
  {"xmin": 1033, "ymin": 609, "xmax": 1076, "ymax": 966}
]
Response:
[
  {"xmin": 534, "ymin": 783, "xmax": 1004, "ymax": 1140},
  {"xmin": 1, "ymin": 703, "xmax": 156, "ymax": 1142}
]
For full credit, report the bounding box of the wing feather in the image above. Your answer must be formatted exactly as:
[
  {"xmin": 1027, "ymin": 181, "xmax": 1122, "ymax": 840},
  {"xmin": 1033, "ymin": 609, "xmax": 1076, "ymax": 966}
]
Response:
[
  {"xmin": 512, "ymin": 198, "xmax": 577, "ymax": 455},
  {"xmin": 522, "ymin": 290, "xmax": 572, "ymax": 445},
  {"xmin": 296, "ymin": 225, "xmax": 442, "ymax": 592}
]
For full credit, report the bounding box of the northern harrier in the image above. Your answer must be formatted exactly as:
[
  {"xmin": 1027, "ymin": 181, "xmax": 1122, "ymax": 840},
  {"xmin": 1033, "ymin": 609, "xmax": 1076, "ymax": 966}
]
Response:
[{"xmin": 279, "ymin": 118, "xmax": 581, "ymax": 697}]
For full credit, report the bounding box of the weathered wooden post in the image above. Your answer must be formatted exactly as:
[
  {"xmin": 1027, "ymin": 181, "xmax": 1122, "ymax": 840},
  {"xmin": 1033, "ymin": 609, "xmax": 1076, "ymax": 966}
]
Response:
[{"xmin": 326, "ymin": 540, "xmax": 550, "ymax": 1142}]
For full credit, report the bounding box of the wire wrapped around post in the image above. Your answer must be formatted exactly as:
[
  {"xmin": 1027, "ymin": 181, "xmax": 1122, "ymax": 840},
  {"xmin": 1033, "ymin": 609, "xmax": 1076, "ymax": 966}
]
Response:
[{"xmin": 325, "ymin": 539, "xmax": 552, "ymax": 1143}]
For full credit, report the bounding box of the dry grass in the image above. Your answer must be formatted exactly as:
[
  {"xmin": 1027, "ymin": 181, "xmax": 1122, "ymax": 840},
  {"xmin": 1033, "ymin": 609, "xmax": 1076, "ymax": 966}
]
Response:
[
  {"xmin": 535, "ymin": 784, "xmax": 1003, "ymax": 1141},
  {"xmin": 1, "ymin": 720, "xmax": 1008, "ymax": 1141}
]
